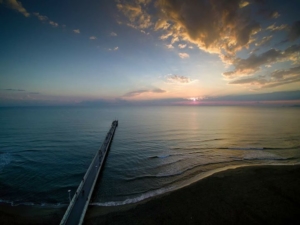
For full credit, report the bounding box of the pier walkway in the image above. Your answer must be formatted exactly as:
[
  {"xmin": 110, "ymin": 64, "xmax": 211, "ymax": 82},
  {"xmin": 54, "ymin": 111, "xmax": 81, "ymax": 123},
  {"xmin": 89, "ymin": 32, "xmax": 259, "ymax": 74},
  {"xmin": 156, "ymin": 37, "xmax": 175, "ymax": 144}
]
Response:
[{"xmin": 60, "ymin": 120, "xmax": 118, "ymax": 225}]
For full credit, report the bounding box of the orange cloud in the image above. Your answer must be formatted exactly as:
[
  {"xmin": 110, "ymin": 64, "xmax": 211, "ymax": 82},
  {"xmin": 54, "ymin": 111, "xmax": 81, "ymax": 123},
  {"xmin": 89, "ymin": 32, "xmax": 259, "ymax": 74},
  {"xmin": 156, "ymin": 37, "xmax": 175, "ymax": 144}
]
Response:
[{"xmin": 178, "ymin": 53, "xmax": 189, "ymax": 59}]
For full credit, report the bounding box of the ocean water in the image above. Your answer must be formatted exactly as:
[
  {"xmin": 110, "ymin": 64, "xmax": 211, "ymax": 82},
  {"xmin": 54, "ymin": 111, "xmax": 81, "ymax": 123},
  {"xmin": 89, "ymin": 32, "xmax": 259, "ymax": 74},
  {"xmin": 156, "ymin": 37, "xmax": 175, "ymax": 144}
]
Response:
[{"xmin": 0, "ymin": 106, "xmax": 300, "ymax": 207}]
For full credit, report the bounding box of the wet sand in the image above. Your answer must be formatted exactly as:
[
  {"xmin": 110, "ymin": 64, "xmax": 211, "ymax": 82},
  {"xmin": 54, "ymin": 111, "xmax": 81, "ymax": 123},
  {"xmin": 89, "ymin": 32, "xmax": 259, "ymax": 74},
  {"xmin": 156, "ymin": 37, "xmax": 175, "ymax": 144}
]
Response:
[{"xmin": 1, "ymin": 165, "xmax": 300, "ymax": 225}]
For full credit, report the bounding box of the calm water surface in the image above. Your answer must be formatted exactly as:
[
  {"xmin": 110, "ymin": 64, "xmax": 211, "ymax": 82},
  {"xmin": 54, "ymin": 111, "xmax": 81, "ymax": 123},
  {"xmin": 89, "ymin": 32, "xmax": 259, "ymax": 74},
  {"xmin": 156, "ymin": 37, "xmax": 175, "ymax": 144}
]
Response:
[{"xmin": 0, "ymin": 106, "xmax": 299, "ymax": 206}]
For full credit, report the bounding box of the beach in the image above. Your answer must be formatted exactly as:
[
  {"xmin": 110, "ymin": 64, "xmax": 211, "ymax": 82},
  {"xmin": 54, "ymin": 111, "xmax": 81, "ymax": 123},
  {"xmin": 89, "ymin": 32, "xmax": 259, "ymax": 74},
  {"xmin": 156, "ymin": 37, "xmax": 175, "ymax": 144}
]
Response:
[
  {"xmin": 1, "ymin": 165, "xmax": 299, "ymax": 224},
  {"xmin": 84, "ymin": 165, "xmax": 300, "ymax": 225}
]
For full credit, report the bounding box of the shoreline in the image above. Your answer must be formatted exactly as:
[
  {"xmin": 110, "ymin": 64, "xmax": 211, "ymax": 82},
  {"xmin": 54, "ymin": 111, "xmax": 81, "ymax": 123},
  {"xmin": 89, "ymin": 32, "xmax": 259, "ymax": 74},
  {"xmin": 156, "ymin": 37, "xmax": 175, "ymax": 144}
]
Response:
[{"xmin": 1, "ymin": 164, "xmax": 300, "ymax": 224}]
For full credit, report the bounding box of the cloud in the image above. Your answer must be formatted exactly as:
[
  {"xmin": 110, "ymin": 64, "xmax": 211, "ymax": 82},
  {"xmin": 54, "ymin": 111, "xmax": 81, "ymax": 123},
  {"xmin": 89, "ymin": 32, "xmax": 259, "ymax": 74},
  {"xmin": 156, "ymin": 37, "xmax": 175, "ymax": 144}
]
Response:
[
  {"xmin": 2, "ymin": 88, "xmax": 25, "ymax": 91},
  {"xmin": 178, "ymin": 53, "xmax": 189, "ymax": 59},
  {"xmin": 33, "ymin": 12, "xmax": 59, "ymax": 28},
  {"xmin": 152, "ymin": 88, "xmax": 165, "ymax": 93},
  {"xmin": 255, "ymin": 35, "xmax": 272, "ymax": 47},
  {"xmin": 154, "ymin": 19, "xmax": 170, "ymax": 30},
  {"xmin": 136, "ymin": 0, "xmax": 151, "ymax": 5},
  {"xmin": 140, "ymin": 30, "xmax": 149, "ymax": 35},
  {"xmin": 160, "ymin": 32, "xmax": 172, "ymax": 40},
  {"xmin": 117, "ymin": 0, "xmax": 292, "ymax": 65},
  {"xmin": 230, "ymin": 65, "xmax": 300, "ymax": 88},
  {"xmin": 110, "ymin": 32, "xmax": 117, "ymax": 36},
  {"xmin": 239, "ymin": 1, "xmax": 250, "ymax": 8},
  {"xmin": 153, "ymin": 0, "xmax": 261, "ymax": 59},
  {"xmin": 123, "ymin": 88, "xmax": 166, "ymax": 97},
  {"xmin": 115, "ymin": 0, "xmax": 299, "ymax": 89},
  {"xmin": 264, "ymin": 67, "xmax": 300, "ymax": 88},
  {"xmin": 117, "ymin": 0, "xmax": 152, "ymax": 30},
  {"xmin": 257, "ymin": 8, "xmax": 281, "ymax": 20},
  {"xmin": 49, "ymin": 21, "xmax": 58, "ymax": 27},
  {"xmin": 33, "ymin": 12, "xmax": 48, "ymax": 21},
  {"xmin": 230, "ymin": 76, "xmax": 268, "ymax": 86},
  {"xmin": 171, "ymin": 36, "xmax": 179, "ymax": 44},
  {"xmin": 166, "ymin": 44, "xmax": 174, "ymax": 49},
  {"xmin": 271, "ymin": 66, "xmax": 300, "ymax": 79},
  {"xmin": 266, "ymin": 24, "xmax": 287, "ymax": 31},
  {"xmin": 205, "ymin": 90, "xmax": 300, "ymax": 102},
  {"xmin": 167, "ymin": 75, "xmax": 192, "ymax": 84},
  {"xmin": 270, "ymin": 11, "xmax": 280, "ymax": 19},
  {"xmin": 288, "ymin": 20, "xmax": 300, "ymax": 41},
  {"xmin": 90, "ymin": 36, "xmax": 97, "ymax": 40},
  {"xmin": 108, "ymin": 46, "xmax": 119, "ymax": 51},
  {"xmin": 223, "ymin": 45, "xmax": 300, "ymax": 78},
  {"xmin": 116, "ymin": 2, "xmax": 292, "ymax": 55},
  {"xmin": 73, "ymin": 29, "xmax": 80, "ymax": 34},
  {"xmin": 1, "ymin": 0, "xmax": 30, "ymax": 17}
]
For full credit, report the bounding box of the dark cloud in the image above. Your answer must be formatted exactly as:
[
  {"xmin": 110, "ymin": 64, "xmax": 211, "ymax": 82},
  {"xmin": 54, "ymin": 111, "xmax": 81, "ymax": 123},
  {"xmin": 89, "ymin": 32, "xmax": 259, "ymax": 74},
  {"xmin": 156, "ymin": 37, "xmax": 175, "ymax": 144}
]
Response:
[
  {"xmin": 271, "ymin": 66, "xmax": 300, "ymax": 79},
  {"xmin": 205, "ymin": 90, "xmax": 300, "ymax": 102},
  {"xmin": 80, "ymin": 98, "xmax": 129, "ymax": 106},
  {"xmin": 229, "ymin": 66, "xmax": 300, "ymax": 88},
  {"xmin": 123, "ymin": 89, "xmax": 147, "ymax": 97},
  {"xmin": 230, "ymin": 76, "xmax": 268, "ymax": 85},
  {"xmin": 269, "ymin": 11, "xmax": 280, "ymax": 19},
  {"xmin": 152, "ymin": 88, "xmax": 166, "ymax": 93},
  {"xmin": 123, "ymin": 88, "xmax": 166, "ymax": 97},
  {"xmin": 3, "ymin": 88, "xmax": 25, "ymax": 91},
  {"xmin": 288, "ymin": 20, "xmax": 300, "ymax": 41},
  {"xmin": 154, "ymin": 0, "xmax": 262, "ymax": 57},
  {"xmin": 1, "ymin": 89, "xmax": 40, "ymax": 94},
  {"xmin": 256, "ymin": 6, "xmax": 280, "ymax": 19},
  {"xmin": 117, "ymin": 0, "xmax": 268, "ymax": 58},
  {"xmin": 223, "ymin": 45, "xmax": 300, "ymax": 78}
]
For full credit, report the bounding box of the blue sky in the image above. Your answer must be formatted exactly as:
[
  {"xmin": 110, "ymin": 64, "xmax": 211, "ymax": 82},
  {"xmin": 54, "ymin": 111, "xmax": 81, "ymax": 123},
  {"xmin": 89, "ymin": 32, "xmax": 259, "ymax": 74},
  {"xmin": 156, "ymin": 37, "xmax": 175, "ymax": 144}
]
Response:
[{"xmin": 0, "ymin": 0, "xmax": 300, "ymax": 106}]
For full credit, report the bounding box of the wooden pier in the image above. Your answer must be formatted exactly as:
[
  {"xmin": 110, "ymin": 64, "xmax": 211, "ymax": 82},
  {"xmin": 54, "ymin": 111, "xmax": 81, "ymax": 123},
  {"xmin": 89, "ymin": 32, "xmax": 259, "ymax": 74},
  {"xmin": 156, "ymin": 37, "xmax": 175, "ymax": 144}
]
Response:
[{"xmin": 60, "ymin": 120, "xmax": 118, "ymax": 225}]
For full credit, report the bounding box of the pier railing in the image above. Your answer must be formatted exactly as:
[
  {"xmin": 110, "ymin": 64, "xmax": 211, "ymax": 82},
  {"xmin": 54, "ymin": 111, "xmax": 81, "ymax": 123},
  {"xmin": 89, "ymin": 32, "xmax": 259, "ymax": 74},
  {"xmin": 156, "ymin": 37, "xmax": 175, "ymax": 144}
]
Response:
[
  {"xmin": 78, "ymin": 121, "xmax": 117, "ymax": 224},
  {"xmin": 60, "ymin": 120, "xmax": 118, "ymax": 225}
]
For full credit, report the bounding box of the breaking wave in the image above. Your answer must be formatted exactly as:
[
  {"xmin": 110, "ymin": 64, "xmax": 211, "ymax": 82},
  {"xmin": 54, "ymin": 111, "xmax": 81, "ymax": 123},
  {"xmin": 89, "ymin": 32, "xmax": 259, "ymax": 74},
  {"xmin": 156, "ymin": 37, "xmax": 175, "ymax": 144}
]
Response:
[
  {"xmin": 90, "ymin": 187, "xmax": 173, "ymax": 207},
  {"xmin": 0, "ymin": 199, "xmax": 65, "ymax": 207}
]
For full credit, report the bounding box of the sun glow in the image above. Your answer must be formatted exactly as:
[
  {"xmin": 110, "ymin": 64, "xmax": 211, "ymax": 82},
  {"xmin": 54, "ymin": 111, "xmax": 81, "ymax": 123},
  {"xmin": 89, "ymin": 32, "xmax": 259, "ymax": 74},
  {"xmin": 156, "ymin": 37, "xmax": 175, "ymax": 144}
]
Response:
[{"xmin": 188, "ymin": 97, "xmax": 199, "ymax": 102}]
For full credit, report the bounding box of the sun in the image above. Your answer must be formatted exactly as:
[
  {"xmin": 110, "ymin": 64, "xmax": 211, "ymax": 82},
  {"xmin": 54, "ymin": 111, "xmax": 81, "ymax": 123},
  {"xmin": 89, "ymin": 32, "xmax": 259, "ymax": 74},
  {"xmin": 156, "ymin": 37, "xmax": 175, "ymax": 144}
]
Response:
[{"xmin": 188, "ymin": 97, "xmax": 199, "ymax": 102}]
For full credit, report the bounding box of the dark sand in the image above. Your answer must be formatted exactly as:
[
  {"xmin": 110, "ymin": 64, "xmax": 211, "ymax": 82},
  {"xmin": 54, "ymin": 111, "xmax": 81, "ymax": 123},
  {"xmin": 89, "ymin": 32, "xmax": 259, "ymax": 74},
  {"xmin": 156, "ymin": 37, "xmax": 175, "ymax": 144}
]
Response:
[
  {"xmin": 0, "ymin": 204, "xmax": 65, "ymax": 225},
  {"xmin": 1, "ymin": 165, "xmax": 300, "ymax": 225},
  {"xmin": 84, "ymin": 165, "xmax": 300, "ymax": 225}
]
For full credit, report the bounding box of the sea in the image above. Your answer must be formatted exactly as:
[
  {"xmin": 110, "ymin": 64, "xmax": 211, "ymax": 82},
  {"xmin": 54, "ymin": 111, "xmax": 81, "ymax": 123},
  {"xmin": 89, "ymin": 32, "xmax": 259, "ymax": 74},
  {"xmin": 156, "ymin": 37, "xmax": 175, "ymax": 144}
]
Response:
[{"xmin": 0, "ymin": 106, "xmax": 300, "ymax": 207}]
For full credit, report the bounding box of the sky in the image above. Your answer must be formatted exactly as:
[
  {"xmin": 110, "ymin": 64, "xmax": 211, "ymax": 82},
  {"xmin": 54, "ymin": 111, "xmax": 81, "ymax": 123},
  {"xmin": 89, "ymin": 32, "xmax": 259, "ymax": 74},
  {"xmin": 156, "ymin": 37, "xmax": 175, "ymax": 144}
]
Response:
[{"xmin": 0, "ymin": 0, "xmax": 300, "ymax": 106}]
